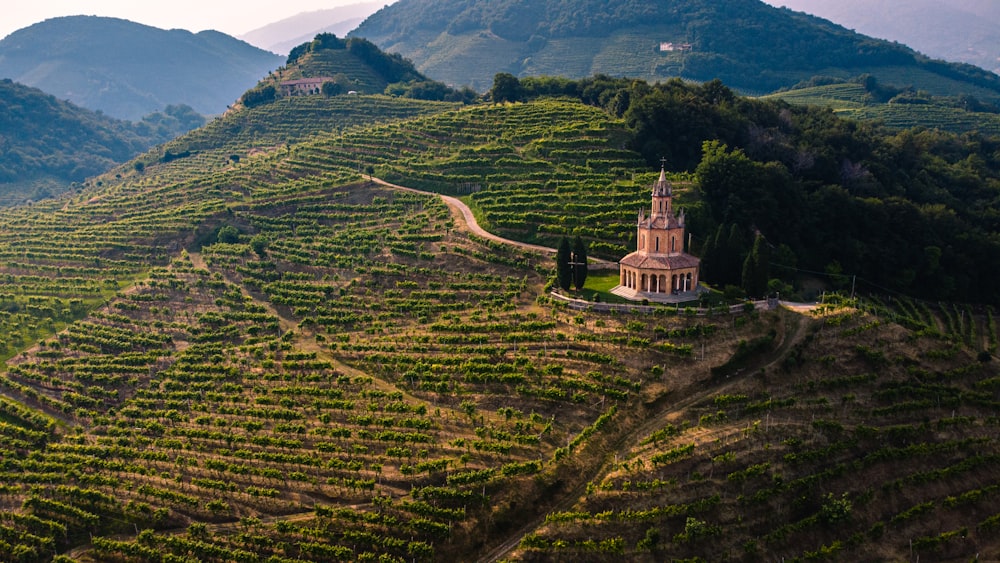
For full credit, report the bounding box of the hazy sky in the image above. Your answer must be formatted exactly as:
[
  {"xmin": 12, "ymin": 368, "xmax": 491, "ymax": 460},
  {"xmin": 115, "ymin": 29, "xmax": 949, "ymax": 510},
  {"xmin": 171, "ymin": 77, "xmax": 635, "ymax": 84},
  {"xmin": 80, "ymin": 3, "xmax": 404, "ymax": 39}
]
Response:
[{"xmin": 1, "ymin": 1, "xmax": 383, "ymax": 40}]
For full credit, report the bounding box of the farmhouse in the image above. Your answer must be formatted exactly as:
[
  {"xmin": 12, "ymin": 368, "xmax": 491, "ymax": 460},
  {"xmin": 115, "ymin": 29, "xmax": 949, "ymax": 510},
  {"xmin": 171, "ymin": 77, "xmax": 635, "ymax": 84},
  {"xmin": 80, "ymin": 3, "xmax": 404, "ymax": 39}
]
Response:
[
  {"xmin": 659, "ymin": 42, "xmax": 693, "ymax": 52},
  {"xmin": 612, "ymin": 166, "xmax": 701, "ymax": 303},
  {"xmin": 280, "ymin": 77, "xmax": 333, "ymax": 96}
]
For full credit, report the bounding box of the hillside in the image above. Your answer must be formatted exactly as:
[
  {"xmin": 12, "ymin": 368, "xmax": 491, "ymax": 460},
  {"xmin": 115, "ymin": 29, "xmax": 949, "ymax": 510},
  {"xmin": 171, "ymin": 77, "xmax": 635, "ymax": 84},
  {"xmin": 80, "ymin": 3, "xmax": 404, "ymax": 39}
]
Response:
[
  {"xmin": 766, "ymin": 0, "xmax": 1000, "ymax": 74},
  {"xmin": 0, "ymin": 92, "xmax": 994, "ymax": 562},
  {"xmin": 240, "ymin": 34, "xmax": 477, "ymax": 106},
  {"xmin": 0, "ymin": 79, "xmax": 204, "ymax": 204},
  {"xmin": 350, "ymin": 0, "xmax": 1000, "ymax": 98},
  {"xmin": 239, "ymin": 2, "xmax": 385, "ymax": 55},
  {"xmin": 764, "ymin": 79, "xmax": 1000, "ymax": 136},
  {"xmin": 0, "ymin": 16, "xmax": 283, "ymax": 120}
]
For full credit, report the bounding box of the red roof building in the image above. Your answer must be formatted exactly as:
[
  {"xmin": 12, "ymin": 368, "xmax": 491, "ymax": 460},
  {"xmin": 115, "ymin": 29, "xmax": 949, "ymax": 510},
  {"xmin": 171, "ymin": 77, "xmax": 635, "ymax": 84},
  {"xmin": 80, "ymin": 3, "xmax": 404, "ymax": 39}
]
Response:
[{"xmin": 613, "ymin": 166, "xmax": 702, "ymax": 302}]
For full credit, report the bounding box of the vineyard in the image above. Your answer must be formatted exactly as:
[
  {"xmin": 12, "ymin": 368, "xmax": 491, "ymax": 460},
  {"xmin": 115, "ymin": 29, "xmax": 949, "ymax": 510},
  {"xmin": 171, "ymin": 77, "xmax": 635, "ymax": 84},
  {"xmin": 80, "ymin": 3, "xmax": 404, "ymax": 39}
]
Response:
[
  {"xmin": 0, "ymin": 94, "xmax": 994, "ymax": 562},
  {"xmin": 510, "ymin": 297, "xmax": 1000, "ymax": 562},
  {"xmin": 767, "ymin": 83, "xmax": 1000, "ymax": 135}
]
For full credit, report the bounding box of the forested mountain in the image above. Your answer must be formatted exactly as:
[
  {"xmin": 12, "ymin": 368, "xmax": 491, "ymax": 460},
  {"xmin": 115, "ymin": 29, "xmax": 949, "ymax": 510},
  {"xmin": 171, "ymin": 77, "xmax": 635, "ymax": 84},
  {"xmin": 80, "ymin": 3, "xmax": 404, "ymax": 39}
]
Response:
[
  {"xmin": 0, "ymin": 16, "xmax": 283, "ymax": 120},
  {"xmin": 351, "ymin": 0, "xmax": 1000, "ymax": 97},
  {"xmin": 767, "ymin": 0, "xmax": 1000, "ymax": 74},
  {"xmin": 239, "ymin": 2, "xmax": 385, "ymax": 55},
  {"xmin": 0, "ymin": 79, "xmax": 204, "ymax": 203}
]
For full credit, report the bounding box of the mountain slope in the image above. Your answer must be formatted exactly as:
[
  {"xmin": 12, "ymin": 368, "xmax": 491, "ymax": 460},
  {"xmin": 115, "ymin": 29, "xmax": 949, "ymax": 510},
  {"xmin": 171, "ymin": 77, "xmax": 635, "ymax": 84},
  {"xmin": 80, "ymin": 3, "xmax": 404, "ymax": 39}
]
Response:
[
  {"xmin": 766, "ymin": 0, "xmax": 1000, "ymax": 74},
  {"xmin": 239, "ymin": 1, "xmax": 385, "ymax": 55},
  {"xmin": 0, "ymin": 79, "xmax": 203, "ymax": 203},
  {"xmin": 0, "ymin": 16, "xmax": 284, "ymax": 120},
  {"xmin": 351, "ymin": 0, "xmax": 1000, "ymax": 97},
  {"xmin": 0, "ymin": 91, "xmax": 993, "ymax": 561}
]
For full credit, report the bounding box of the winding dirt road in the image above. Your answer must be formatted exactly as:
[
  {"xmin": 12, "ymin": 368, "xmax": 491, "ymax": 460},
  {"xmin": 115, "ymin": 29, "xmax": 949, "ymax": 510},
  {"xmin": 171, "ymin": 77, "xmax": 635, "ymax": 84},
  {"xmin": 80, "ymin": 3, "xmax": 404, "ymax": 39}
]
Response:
[{"xmin": 370, "ymin": 177, "xmax": 618, "ymax": 269}]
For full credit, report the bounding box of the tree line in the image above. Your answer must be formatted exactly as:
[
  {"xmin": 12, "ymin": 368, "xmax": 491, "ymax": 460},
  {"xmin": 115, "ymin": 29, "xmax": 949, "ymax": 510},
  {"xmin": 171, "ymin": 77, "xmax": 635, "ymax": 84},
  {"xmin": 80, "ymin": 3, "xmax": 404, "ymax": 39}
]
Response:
[{"xmin": 494, "ymin": 72, "xmax": 1000, "ymax": 303}]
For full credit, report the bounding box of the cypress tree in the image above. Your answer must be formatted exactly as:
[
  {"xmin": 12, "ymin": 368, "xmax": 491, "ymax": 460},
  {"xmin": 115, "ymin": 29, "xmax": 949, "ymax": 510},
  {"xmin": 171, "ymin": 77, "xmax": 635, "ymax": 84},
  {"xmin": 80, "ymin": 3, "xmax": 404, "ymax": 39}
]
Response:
[
  {"xmin": 556, "ymin": 237, "xmax": 573, "ymax": 291},
  {"xmin": 572, "ymin": 236, "xmax": 589, "ymax": 291},
  {"xmin": 699, "ymin": 225, "xmax": 720, "ymax": 283},
  {"xmin": 723, "ymin": 223, "xmax": 749, "ymax": 286},
  {"xmin": 741, "ymin": 234, "xmax": 770, "ymax": 298}
]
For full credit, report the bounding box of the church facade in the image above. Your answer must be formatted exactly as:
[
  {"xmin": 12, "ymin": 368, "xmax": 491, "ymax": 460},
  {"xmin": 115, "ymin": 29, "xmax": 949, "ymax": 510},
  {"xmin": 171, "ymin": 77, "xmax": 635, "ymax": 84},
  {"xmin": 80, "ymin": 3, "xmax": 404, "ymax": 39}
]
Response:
[{"xmin": 612, "ymin": 167, "xmax": 701, "ymax": 302}]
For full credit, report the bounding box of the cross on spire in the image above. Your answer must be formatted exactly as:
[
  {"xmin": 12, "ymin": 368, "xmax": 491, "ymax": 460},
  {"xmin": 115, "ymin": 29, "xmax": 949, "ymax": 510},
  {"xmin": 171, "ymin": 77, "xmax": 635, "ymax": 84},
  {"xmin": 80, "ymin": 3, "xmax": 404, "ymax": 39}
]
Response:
[{"xmin": 660, "ymin": 156, "xmax": 668, "ymax": 169}]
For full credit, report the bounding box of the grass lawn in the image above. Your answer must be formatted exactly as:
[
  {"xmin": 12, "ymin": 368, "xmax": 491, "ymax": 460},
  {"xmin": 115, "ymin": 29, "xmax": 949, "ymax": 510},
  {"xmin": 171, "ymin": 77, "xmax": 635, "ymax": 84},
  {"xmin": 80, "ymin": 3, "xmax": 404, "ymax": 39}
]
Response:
[{"xmin": 565, "ymin": 270, "xmax": 631, "ymax": 304}]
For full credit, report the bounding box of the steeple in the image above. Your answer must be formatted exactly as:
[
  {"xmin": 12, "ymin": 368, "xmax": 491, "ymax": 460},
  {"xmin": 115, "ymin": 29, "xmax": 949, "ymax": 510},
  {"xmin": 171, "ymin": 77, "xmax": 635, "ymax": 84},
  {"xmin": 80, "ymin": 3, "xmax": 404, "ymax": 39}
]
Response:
[{"xmin": 651, "ymin": 160, "xmax": 673, "ymax": 219}]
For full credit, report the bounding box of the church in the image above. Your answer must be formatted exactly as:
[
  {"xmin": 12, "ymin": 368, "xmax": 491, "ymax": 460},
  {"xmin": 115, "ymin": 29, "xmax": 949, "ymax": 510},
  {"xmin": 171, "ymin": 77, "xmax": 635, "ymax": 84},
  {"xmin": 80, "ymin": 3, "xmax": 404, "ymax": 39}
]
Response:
[{"xmin": 612, "ymin": 166, "xmax": 702, "ymax": 303}]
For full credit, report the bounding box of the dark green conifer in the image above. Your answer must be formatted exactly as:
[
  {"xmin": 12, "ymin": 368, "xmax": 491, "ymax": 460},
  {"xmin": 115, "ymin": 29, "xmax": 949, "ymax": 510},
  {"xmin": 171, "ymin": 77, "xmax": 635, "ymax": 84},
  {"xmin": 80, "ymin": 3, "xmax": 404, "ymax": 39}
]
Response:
[{"xmin": 741, "ymin": 234, "xmax": 770, "ymax": 298}]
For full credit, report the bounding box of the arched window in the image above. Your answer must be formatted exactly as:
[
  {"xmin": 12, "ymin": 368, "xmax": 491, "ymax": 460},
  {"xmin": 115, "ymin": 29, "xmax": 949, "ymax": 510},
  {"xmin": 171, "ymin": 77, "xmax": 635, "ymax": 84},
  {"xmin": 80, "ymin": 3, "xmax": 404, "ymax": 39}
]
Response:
[{"xmin": 655, "ymin": 237, "xmax": 660, "ymax": 252}]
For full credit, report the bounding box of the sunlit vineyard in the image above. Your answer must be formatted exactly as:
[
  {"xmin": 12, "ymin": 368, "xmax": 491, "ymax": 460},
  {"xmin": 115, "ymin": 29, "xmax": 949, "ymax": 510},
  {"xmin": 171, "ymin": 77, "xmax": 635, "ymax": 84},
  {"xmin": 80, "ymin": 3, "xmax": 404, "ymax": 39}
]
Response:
[
  {"xmin": 767, "ymin": 83, "xmax": 1000, "ymax": 135},
  {"xmin": 0, "ymin": 94, "xmax": 994, "ymax": 562},
  {"xmin": 511, "ymin": 299, "xmax": 1000, "ymax": 562}
]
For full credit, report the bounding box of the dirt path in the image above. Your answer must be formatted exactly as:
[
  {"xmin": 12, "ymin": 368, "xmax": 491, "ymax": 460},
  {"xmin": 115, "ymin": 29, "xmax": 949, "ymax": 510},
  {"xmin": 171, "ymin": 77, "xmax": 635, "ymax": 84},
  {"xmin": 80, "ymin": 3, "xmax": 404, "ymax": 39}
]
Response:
[
  {"xmin": 370, "ymin": 177, "xmax": 618, "ymax": 269},
  {"xmin": 477, "ymin": 310, "xmax": 812, "ymax": 562}
]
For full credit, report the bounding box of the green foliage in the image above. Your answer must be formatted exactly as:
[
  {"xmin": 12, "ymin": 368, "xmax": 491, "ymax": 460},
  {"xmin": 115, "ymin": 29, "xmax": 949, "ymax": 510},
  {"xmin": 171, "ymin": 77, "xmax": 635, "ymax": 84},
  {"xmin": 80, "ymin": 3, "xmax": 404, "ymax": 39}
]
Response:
[
  {"xmin": 353, "ymin": 0, "xmax": 1000, "ymax": 97},
  {"xmin": 250, "ymin": 235, "xmax": 268, "ymax": 257},
  {"xmin": 741, "ymin": 235, "xmax": 769, "ymax": 298},
  {"xmin": 241, "ymin": 84, "xmax": 277, "ymax": 108},
  {"xmin": 322, "ymin": 81, "xmax": 344, "ymax": 97},
  {"xmin": 491, "ymin": 73, "xmax": 524, "ymax": 103},
  {"xmin": 216, "ymin": 226, "xmax": 240, "ymax": 245},
  {"xmin": 0, "ymin": 80, "xmax": 203, "ymax": 202},
  {"xmin": 819, "ymin": 493, "xmax": 853, "ymax": 525}
]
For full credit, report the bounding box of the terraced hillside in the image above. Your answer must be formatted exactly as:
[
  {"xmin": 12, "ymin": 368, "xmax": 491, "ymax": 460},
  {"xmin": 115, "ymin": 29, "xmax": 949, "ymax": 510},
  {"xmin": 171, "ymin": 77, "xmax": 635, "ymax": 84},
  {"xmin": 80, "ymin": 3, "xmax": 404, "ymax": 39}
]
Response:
[
  {"xmin": 273, "ymin": 49, "xmax": 398, "ymax": 94},
  {"xmin": 289, "ymin": 100, "xmax": 664, "ymax": 258},
  {"xmin": 766, "ymin": 82, "xmax": 1000, "ymax": 135},
  {"xmin": 509, "ymin": 299, "xmax": 1000, "ymax": 561},
  {"xmin": 0, "ymin": 94, "xmax": 994, "ymax": 562}
]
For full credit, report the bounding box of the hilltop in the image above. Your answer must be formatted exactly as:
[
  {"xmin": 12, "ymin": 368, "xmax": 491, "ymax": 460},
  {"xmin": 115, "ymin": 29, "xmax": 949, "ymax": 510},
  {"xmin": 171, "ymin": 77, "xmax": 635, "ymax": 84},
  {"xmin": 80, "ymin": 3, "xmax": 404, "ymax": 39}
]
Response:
[
  {"xmin": 351, "ymin": 0, "xmax": 1000, "ymax": 98},
  {"xmin": 0, "ymin": 79, "xmax": 204, "ymax": 204},
  {"xmin": 238, "ymin": 33, "xmax": 477, "ymax": 107},
  {"xmin": 0, "ymin": 16, "xmax": 283, "ymax": 120},
  {"xmin": 0, "ymin": 88, "xmax": 993, "ymax": 561}
]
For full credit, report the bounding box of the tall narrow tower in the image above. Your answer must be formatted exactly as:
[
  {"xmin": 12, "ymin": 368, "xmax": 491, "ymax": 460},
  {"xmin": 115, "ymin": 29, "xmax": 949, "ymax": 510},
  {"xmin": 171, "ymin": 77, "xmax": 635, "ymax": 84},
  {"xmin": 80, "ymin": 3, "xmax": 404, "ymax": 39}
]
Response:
[
  {"xmin": 636, "ymin": 165, "xmax": 687, "ymax": 256},
  {"xmin": 614, "ymin": 165, "xmax": 700, "ymax": 301}
]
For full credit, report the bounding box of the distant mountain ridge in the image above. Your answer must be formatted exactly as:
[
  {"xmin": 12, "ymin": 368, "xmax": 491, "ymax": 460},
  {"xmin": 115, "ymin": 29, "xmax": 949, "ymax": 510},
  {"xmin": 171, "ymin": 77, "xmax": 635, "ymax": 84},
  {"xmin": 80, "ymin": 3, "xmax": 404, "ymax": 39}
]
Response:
[
  {"xmin": 240, "ymin": 2, "xmax": 385, "ymax": 55},
  {"xmin": 0, "ymin": 16, "xmax": 283, "ymax": 120},
  {"xmin": 350, "ymin": 0, "xmax": 1000, "ymax": 97},
  {"xmin": 0, "ymin": 79, "xmax": 204, "ymax": 203},
  {"xmin": 767, "ymin": 0, "xmax": 1000, "ymax": 74}
]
